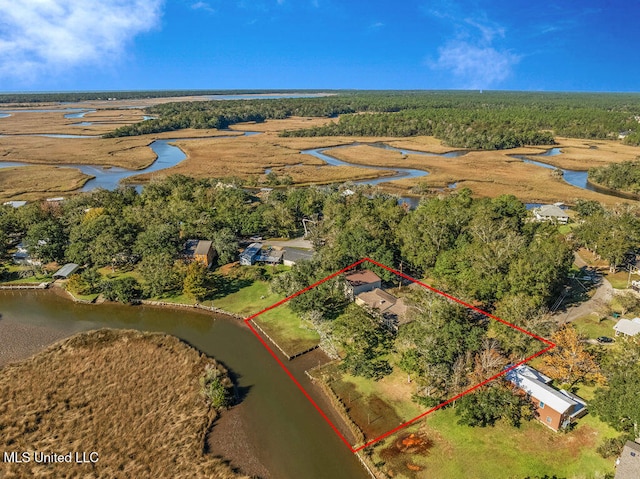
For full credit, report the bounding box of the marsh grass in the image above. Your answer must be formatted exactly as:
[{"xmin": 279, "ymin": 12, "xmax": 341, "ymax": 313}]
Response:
[{"xmin": 0, "ymin": 329, "xmax": 247, "ymax": 478}]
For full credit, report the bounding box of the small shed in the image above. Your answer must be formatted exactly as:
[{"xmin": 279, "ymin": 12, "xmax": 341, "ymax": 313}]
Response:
[
  {"xmin": 53, "ymin": 263, "xmax": 79, "ymax": 279},
  {"xmin": 194, "ymin": 240, "xmax": 215, "ymax": 269}
]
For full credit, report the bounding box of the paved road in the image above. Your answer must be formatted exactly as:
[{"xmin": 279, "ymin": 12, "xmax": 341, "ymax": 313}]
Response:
[{"xmin": 264, "ymin": 237, "xmax": 313, "ymax": 249}]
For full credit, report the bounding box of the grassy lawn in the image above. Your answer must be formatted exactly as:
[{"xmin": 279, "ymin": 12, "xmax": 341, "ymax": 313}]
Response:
[
  {"xmin": 214, "ymin": 279, "xmax": 319, "ymax": 356},
  {"xmin": 0, "ymin": 263, "xmax": 52, "ymax": 284},
  {"xmin": 371, "ymin": 407, "xmax": 617, "ymax": 479},
  {"xmin": 573, "ymin": 314, "xmax": 617, "ymax": 339},
  {"xmin": 317, "ymin": 362, "xmax": 422, "ymax": 442},
  {"xmin": 604, "ymin": 270, "xmax": 638, "ymax": 289}
]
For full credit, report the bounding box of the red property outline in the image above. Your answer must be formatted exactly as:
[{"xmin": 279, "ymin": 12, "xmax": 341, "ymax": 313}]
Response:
[{"xmin": 244, "ymin": 258, "xmax": 556, "ymax": 453}]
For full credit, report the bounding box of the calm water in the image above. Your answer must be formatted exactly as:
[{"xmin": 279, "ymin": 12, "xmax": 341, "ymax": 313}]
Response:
[
  {"xmin": 512, "ymin": 148, "xmax": 594, "ymax": 192},
  {"xmin": 302, "ymin": 145, "xmax": 430, "ymax": 185},
  {"xmin": 0, "ymin": 290, "xmax": 367, "ymax": 479}
]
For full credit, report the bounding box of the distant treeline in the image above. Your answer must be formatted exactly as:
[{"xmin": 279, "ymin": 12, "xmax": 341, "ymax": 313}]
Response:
[
  {"xmin": 103, "ymin": 91, "xmax": 640, "ymax": 150},
  {"xmin": 0, "ymin": 89, "xmax": 333, "ymax": 104},
  {"xmin": 589, "ymin": 161, "xmax": 640, "ymax": 193}
]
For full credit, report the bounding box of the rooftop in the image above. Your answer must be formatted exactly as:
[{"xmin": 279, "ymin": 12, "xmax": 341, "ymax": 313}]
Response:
[
  {"xmin": 194, "ymin": 240, "xmax": 213, "ymax": 256},
  {"xmin": 345, "ymin": 269, "xmax": 381, "ymax": 286},
  {"xmin": 534, "ymin": 204, "xmax": 568, "ymax": 218},
  {"xmin": 505, "ymin": 365, "xmax": 581, "ymax": 414},
  {"xmin": 614, "ymin": 318, "xmax": 640, "ymax": 336}
]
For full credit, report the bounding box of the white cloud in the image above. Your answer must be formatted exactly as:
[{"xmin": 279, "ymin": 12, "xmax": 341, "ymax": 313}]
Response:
[
  {"xmin": 369, "ymin": 22, "xmax": 384, "ymax": 29},
  {"xmin": 0, "ymin": 0, "xmax": 164, "ymax": 82},
  {"xmin": 424, "ymin": 2, "xmax": 519, "ymax": 88},
  {"xmin": 433, "ymin": 41, "xmax": 520, "ymax": 89},
  {"xmin": 192, "ymin": 1, "xmax": 215, "ymax": 13}
]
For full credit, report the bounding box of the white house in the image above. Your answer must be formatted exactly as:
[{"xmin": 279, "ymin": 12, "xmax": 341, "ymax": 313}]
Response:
[
  {"xmin": 613, "ymin": 318, "xmax": 640, "ymax": 337},
  {"xmin": 532, "ymin": 204, "xmax": 569, "ymax": 224}
]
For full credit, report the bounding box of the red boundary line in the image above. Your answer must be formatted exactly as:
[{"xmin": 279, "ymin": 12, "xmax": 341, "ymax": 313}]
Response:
[{"xmin": 244, "ymin": 258, "xmax": 556, "ymax": 454}]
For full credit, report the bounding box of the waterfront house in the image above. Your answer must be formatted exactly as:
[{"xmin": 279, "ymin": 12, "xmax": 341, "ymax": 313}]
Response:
[
  {"xmin": 532, "ymin": 204, "xmax": 569, "ymax": 224},
  {"xmin": 355, "ymin": 288, "xmax": 409, "ymax": 330},
  {"xmin": 615, "ymin": 441, "xmax": 640, "ymax": 479},
  {"xmin": 613, "ymin": 318, "xmax": 640, "ymax": 337},
  {"xmin": 505, "ymin": 364, "xmax": 587, "ymax": 431}
]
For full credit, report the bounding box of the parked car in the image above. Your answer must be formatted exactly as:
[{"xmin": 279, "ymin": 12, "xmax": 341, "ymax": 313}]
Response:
[{"xmin": 597, "ymin": 336, "xmax": 614, "ymax": 344}]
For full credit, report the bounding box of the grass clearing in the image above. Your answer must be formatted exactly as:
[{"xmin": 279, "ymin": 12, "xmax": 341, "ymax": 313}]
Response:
[
  {"xmin": 0, "ymin": 329, "xmax": 246, "ymax": 478},
  {"xmin": 213, "ymin": 279, "xmax": 320, "ymax": 356},
  {"xmin": 318, "ymin": 362, "xmax": 421, "ymax": 443},
  {"xmin": 573, "ymin": 314, "xmax": 617, "ymax": 339},
  {"xmin": 371, "ymin": 406, "xmax": 617, "ymax": 479}
]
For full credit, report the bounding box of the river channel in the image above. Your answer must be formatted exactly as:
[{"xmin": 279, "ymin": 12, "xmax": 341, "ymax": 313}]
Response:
[{"xmin": 0, "ymin": 289, "xmax": 368, "ymax": 479}]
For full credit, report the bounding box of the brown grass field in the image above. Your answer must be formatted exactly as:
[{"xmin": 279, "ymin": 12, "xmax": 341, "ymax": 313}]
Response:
[
  {"xmin": 325, "ymin": 143, "xmax": 635, "ymax": 206},
  {"xmin": 0, "ymin": 329, "xmax": 247, "ymax": 479},
  {"xmin": 0, "ymin": 165, "xmax": 93, "ymax": 201},
  {"xmin": 126, "ymin": 131, "xmax": 397, "ymax": 185},
  {"xmin": 1, "ymin": 109, "xmax": 640, "ymax": 204}
]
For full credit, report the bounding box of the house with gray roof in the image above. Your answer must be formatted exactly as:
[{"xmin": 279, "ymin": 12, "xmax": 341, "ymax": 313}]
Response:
[
  {"xmin": 613, "ymin": 318, "xmax": 640, "ymax": 337},
  {"xmin": 533, "ymin": 204, "xmax": 569, "ymax": 224},
  {"xmin": 505, "ymin": 364, "xmax": 587, "ymax": 431},
  {"xmin": 615, "ymin": 441, "xmax": 640, "ymax": 479}
]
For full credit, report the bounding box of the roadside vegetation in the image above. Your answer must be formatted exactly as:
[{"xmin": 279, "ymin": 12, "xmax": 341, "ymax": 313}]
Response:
[{"xmin": 0, "ymin": 329, "xmax": 244, "ymax": 478}]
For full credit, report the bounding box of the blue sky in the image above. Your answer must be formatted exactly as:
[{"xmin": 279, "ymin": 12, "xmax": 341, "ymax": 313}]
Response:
[{"xmin": 0, "ymin": 0, "xmax": 638, "ymax": 92}]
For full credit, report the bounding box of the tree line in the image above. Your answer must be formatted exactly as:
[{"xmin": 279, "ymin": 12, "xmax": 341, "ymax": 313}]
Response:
[
  {"xmin": 588, "ymin": 161, "xmax": 640, "ymax": 194},
  {"xmin": 103, "ymin": 91, "xmax": 640, "ymax": 150}
]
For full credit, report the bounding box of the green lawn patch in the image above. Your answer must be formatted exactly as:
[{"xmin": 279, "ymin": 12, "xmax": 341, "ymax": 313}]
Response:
[
  {"xmin": 372, "ymin": 406, "xmax": 617, "ymax": 479},
  {"xmin": 573, "ymin": 315, "xmax": 616, "ymax": 339},
  {"xmin": 605, "ymin": 270, "xmax": 638, "ymax": 289},
  {"xmin": 214, "ymin": 279, "xmax": 319, "ymax": 356}
]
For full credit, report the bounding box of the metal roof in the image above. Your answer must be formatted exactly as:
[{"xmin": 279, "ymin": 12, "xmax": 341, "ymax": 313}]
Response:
[
  {"xmin": 53, "ymin": 263, "xmax": 79, "ymax": 278},
  {"xmin": 505, "ymin": 365, "xmax": 579, "ymax": 414},
  {"xmin": 614, "ymin": 318, "xmax": 640, "ymax": 336},
  {"xmin": 283, "ymin": 248, "xmax": 313, "ymax": 263},
  {"xmin": 534, "ymin": 204, "xmax": 568, "ymax": 218},
  {"xmin": 194, "ymin": 240, "xmax": 213, "ymax": 256}
]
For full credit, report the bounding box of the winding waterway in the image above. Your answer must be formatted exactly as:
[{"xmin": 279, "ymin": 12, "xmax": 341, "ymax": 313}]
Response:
[{"xmin": 0, "ymin": 290, "xmax": 367, "ymax": 479}]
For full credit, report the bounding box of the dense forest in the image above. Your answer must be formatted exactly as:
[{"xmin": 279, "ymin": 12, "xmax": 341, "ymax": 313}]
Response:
[
  {"xmin": 588, "ymin": 161, "xmax": 640, "ymax": 194},
  {"xmin": 103, "ymin": 91, "xmax": 640, "ymax": 149}
]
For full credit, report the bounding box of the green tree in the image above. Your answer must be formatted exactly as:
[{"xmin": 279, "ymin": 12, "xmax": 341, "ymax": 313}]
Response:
[
  {"xmin": 24, "ymin": 219, "xmax": 67, "ymax": 263},
  {"xmin": 183, "ymin": 262, "xmax": 209, "ymax": 301},
  {"xmin": 333, "ymin": 304, "xmax": 393, "ymax": 380},
  {"xmin": 456, "ymin": 384, "xmax": 533, "ymax": 428},
  {"xmin": 592, "ymin": 363, "xmax": 640, "ymax": 439}
]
